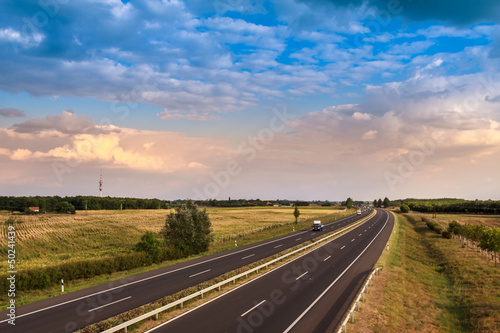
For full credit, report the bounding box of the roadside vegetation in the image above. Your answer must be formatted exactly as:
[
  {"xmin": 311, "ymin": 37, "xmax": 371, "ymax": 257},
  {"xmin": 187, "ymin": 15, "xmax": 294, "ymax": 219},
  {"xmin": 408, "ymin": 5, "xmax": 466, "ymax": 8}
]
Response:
[
  {"xmin": 351, "ymin": 212, "xmax": 500, "ymax": 332},
  {"xmin": 0, "ymin": 205, "xmax": 352, "ymax": 307}
]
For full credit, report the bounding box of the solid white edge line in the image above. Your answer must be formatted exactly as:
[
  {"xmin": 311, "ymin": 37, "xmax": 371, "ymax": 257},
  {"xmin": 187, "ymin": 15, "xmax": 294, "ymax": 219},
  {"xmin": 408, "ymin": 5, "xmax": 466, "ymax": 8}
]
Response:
[
  {"xmin": 240, "ymin": 300, "xmax": 267, "ymax": 317},
  {"xmin": 0, "ymin": 212, "xmax": 362, "ymax": 324},
  {"xmin": 283, "ymin": 211, "xmax": 390, "ymax": 333},
  {"xmin": 142, "ymin": 212, "xmax": 379, "ymax": 333},
  {"xmin": 295, "ymin": 271, "xmax": 308, "ymax": 280},
  {"xmin": 189, "ymin": 269, "xmax": 211, "ymax": 278},
  {"xmin": 88, "ymin": 296, "xmax": 132, "ymax": 312}
]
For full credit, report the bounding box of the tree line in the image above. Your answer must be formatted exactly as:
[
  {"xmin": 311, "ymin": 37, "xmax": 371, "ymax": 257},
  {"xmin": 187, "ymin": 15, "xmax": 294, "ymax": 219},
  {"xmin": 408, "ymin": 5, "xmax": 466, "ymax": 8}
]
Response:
[
  {"xmin": 405, "ymin": 199, "xmax": 500, "ymax": 215},
  {"xmin": 0, "ymin": 196, "xmax": 167, "ymax": 213}
]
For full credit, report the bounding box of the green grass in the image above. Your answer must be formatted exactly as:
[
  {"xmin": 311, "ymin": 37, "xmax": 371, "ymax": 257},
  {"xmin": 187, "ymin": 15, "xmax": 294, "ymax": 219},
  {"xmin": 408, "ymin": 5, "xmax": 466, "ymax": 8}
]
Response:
[{"xmin": 351, "ymin": 212, "xmax": 500, "ymax": 333}]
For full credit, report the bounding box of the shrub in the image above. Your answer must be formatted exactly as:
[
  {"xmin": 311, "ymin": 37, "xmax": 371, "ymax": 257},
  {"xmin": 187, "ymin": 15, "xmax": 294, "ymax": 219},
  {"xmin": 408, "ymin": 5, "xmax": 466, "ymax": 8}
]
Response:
[
  {"xmin": 442, "ymin": 231, "xmax": 452, "ymax": 239},
  {"xmin": 448, "ymin": 220, "xmax": 462, "ymax": 235},
  {"xmin": 400, "ymin": 204, "xmax": 410, "ymax": 213},
  {"xmin": 134, "ymin": 232, "xmax": 161, "ymax": 262}
]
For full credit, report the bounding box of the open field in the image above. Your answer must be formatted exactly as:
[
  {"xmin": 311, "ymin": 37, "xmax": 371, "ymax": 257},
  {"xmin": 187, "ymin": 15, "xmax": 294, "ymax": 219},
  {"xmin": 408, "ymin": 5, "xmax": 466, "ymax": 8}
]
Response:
[
  {"xmin": 424, "ymin": 213, "xmax": 500, "ymax": 229},
  {"xmin": 350, "ymin": 212, "xmax": 500, "ymax": 333},
  {"xmin": 0, "ymin": 206, "xmax": 346, "ymax": 272}
]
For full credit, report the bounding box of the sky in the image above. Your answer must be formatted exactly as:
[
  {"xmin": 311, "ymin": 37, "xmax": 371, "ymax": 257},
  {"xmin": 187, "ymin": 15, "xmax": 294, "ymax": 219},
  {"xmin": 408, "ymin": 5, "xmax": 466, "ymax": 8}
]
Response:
[{"xmin": 0, "ymin": 0, "xmax": 499, "ymax": 201}]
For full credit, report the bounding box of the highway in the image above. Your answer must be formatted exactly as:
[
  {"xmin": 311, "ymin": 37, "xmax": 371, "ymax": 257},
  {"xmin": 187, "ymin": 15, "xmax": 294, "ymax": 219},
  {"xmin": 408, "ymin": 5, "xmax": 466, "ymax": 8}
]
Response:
[
  {"xmin": 0, "ymin": 209, "xmax": 372, "ymax": 333},
  {"xmin": 145, "ymin": 209, "xmax": 393, "ymax": 333}
]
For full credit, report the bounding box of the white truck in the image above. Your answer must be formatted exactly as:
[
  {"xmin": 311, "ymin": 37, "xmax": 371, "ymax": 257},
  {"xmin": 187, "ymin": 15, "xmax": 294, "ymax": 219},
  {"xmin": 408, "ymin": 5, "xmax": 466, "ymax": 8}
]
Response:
[
  {"xmin": 312, "ymin": 220, "xmax": 323, "ymax": 231},
  {"xmin": 357, "ymin": 210, "xmax": 361, "ymax": 215}
]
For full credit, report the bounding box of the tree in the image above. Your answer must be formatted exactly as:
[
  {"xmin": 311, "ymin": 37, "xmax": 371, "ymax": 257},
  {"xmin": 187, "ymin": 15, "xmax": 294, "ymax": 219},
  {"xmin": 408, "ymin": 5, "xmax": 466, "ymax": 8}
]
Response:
[
  {"xmin": 55, "ymin": 201, "xmax": 75, "ymax": 214},
  {"xmin": 479, "ymin": 227, "xmax": 500, "ymax": 266},
  {"xmin": 400, "ymin": 204, "xmax": 410, "ymax": 213},
  {"xmin": 293, "ymin": 206, "xmax": 300, "ymax": 224},
  {"xmin": 161, "ymin": 200, "xmax": 213, "ymax": 256},
  {"xmin": 383, "ymin": 197, "xmax": 390, "ymax": 208},
  {"xmin": 345, "ymin": 197, "xmax": 353, "ymax": 209},
  {"xmin": 377, "ymin": 199, "xmax": 383, "ymax": 207},
  {"xmin": 134, "ymin": 232, "xmax": 161, "ymax": 261}
]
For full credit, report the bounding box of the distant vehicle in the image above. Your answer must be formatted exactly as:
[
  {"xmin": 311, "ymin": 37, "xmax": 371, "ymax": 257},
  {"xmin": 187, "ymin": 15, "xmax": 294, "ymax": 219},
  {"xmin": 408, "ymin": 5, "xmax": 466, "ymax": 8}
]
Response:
[
  {"xmin": 312, "ymin": 220, "xmax": 323, "ymax": 231},
  {"xmin": 357, "ymin": 210, "xmax": 361, "ymax": 215}
]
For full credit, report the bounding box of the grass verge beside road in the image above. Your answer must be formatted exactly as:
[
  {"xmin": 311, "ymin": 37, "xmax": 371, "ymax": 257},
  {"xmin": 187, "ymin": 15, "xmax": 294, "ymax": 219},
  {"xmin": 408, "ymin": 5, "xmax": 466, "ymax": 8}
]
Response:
[{"xmin": 350, "ymin": 212, "xmax": 499, "ymax": 333}]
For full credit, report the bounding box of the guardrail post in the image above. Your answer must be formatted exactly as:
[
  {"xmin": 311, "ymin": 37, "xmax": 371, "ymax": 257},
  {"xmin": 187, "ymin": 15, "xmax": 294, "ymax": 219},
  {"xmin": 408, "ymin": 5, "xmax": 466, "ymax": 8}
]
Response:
[
  {"xmin": 356, "ymin": 301, "xmax": 359, "ymax": 311},
  {"xmin": 350, "ymin": 311, "xmax": 354, "ymax": 323},
  {"xmin": 124, "ymin": 327, "xmax": 127, "ymax": 333},
  {"xmin": 180, "ymin": 302, "xmax": 183, "ymax": 309},
  {"xmin": 361, "ymin": 291, "xmax": 365, "ymax": 302},
  {"xmin": 155, "ymin": 313, "xmax": 158, "ymax": 320}
]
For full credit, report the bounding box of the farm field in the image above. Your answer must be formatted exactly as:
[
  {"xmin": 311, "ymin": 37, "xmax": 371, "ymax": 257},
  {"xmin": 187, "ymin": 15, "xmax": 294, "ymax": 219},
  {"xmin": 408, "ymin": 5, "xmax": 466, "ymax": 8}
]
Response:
[
  {"xmin": 0, "ymin": 206, "xmax": 346, "ymax": 272},
  {"xmin": 426, "ymin": 213, "xmax": 500, "ymax": 228}
]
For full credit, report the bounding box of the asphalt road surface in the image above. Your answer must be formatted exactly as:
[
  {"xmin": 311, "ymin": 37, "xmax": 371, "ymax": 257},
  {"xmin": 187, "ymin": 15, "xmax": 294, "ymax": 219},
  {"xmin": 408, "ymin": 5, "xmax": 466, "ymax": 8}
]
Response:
[
  {"xmin": 0, "ymin": 209, "xmax": 373, "ymax": 333},
  {"xmin": 145, "ymin": 209, "xmax": 393, "ymax": 333}
]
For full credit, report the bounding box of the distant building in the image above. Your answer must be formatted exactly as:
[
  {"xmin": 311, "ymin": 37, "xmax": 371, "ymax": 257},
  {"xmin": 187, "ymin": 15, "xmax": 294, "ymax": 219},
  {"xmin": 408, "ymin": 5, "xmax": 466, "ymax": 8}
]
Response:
[{"xmin": 29, "ymin": 207, "xmax": 40, "ymax": 212}]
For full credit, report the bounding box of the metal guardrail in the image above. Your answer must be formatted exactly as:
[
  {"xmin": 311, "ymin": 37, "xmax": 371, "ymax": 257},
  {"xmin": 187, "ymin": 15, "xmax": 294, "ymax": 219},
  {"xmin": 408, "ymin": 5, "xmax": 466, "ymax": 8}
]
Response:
[
  {"xmin": 336, "ymin": 266, "xmax": 383, "ymax": 333},
  {"xmin": 100, "ymin": 210, "xmax": 377, "ymax": 333}
]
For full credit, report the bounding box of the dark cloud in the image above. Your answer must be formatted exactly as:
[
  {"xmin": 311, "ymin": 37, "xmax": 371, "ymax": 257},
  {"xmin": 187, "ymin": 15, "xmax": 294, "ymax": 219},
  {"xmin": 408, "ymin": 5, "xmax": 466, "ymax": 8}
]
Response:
[
  {"xmin": 0, "ymin": 107, "xmax": 25, "ymax": 117},
  {"xmin": 11, "ymin": 109, "xmax": 94, "ymax": 134},
  {"xmin": 304, "ymin": 0, "xmax": 500, "ymax": 25}
]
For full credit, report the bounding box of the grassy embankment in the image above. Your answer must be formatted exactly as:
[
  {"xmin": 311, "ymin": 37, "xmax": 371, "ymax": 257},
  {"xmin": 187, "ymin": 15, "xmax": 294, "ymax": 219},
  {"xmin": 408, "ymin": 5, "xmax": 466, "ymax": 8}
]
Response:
[
  {"xmin": 350, "ymin": 212, "xmax": 500, "ymax": 333},
  {"xmin": 0, "ymin": 206, "xmax": 352, "ymax": 307}
]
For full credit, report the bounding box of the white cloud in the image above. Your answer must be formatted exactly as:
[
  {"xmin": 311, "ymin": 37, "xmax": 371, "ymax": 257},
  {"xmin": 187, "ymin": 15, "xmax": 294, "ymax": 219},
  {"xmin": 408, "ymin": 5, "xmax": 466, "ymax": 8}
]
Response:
[
  {"xmin": 0, "ymin": 28, "xmax": 44, "ymax": 48},
  {"xmin": 352, "ymin": 112, "xmax": 372, "ymax": 120},
  {"xmin": 361, "ymin": 130, "xmax": 378, "ymax": 140}
]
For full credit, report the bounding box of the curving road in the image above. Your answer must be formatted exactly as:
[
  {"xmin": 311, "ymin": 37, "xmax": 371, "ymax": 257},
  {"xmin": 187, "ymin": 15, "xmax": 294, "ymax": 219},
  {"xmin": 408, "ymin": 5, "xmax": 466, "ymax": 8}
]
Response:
[
  {"xmin": 144, "ymin": 209, "xmax": 393, "ymax": 333},
  {"xmin": 0, "ymin": 209, "xmax": 372, "ymax": 333}
]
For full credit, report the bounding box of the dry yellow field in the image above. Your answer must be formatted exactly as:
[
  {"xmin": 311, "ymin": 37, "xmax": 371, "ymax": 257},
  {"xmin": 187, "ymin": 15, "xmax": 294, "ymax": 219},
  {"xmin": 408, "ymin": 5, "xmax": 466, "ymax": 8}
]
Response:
[
  {"xmin": 0, "ymin": 206, "xmax": 346, "ymax": 271},
  {"xmin": 421, "ymin": 213, "xmax": 500, "ymax": 228}
]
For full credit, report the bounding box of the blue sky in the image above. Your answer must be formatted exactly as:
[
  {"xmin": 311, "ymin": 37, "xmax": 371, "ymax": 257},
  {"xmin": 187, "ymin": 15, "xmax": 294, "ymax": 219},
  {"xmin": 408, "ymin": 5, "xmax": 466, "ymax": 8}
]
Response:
[{"xmin": 0, "ymin": 0, "xmax": 499, "ymax": 201}]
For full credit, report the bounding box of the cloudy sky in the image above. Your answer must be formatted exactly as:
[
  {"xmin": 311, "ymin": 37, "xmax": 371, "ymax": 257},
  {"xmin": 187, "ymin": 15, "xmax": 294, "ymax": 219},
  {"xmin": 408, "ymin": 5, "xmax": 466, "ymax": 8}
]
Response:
[{"xmin": 1, "ymin": 0, "xmax": 499, "ymax": 201}]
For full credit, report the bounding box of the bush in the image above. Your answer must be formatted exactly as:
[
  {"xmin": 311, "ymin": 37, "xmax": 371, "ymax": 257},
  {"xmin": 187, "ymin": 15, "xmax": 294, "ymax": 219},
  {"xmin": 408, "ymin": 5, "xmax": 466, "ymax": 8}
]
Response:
[
  {"xmin": 442, "ymin": 231, "xmax": 452, "ymax": 239},
  {"xmin": 400, "ymin": 204, "xmax": 410, "ymax": 213},
  {"xmin": 448, "ymin": 220, "xmax": 462, "ymax": 235},
  {"xmin": 134, "ymin": 232, "xmax": 161, "ymax": 262},
  {"xmin": 426, "ymin": 221, "xmax": 442, "ymax": 234}
]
